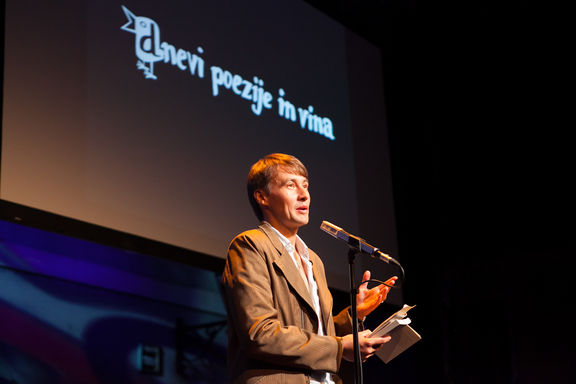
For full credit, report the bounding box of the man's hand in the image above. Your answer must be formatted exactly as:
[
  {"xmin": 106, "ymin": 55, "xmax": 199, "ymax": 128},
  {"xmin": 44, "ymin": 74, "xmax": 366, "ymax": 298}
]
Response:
[
  {"xmin": 356, "ymin": 270, "xmax": 397, "ymax": 320},
  {"xmin": 341, "ymin": 330, "xmax": 391, "ymax": 362}
]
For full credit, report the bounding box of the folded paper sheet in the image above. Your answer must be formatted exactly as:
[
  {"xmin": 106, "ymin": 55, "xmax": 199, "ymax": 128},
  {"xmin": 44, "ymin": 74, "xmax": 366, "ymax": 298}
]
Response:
[{"xmin": 369, "ymin": 304, "xmax": 421, "ymax": 363}]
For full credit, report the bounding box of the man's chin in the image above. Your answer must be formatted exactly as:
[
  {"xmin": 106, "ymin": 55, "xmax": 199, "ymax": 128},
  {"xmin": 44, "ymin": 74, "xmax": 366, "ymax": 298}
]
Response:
[{"xmin": 297, "ymin": 217, "xmax": 310, "ymax": 226}]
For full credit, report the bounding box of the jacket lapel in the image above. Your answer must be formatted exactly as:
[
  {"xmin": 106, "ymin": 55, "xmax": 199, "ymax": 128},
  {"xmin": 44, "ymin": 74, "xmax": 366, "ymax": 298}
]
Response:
[{"xmin": 258, "ymin": 223, "xmax": 316, "ymax": 312}]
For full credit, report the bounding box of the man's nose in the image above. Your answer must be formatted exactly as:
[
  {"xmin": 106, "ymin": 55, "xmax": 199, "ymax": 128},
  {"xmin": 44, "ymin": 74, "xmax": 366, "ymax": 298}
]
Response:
[{"xmin": 297, "ymin": 187, "xmax": 309, "ymax": 200}]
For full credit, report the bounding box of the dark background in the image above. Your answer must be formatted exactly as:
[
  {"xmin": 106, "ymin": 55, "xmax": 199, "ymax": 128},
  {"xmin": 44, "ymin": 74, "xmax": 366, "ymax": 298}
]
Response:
[{"xmin": 303, "ymin": 1, "xmax": 573, "ymax": 383}]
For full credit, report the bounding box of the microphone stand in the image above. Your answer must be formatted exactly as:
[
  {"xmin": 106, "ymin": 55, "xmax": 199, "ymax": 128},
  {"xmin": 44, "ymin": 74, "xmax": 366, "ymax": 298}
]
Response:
[
  {"xmin": 322, "ymin": 221, "xmax": 404, "ymax": 383},
  {"xmin": 347, "ymin": 246, "xmax": 363, "ymax": 384}
]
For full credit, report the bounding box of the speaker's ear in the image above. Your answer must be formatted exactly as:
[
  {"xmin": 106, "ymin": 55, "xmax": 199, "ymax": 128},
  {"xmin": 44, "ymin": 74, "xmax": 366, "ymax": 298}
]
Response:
[{"xmin": 254, "ymin": 189, "xmax": 268, "ymax": 207}]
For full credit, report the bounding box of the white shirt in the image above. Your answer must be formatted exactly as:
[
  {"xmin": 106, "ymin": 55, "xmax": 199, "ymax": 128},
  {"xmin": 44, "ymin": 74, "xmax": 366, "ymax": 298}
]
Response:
[{"xmin": 267, "ymin": 224, "xmax": 335, "ymax": 384}]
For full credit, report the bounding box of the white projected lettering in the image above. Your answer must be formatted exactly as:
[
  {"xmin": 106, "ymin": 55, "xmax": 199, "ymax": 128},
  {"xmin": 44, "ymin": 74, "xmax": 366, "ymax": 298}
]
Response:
[
  {"xmin": 120, "ymin": 5, "xmax": 335, "ymax": 141},
  {"xmin": 278, "ymin": 89, "xmax": 335, "ymax": 140},
  {"xmin": 121, "ymin": 6, "xmax": 205, "ymax": 80},
  {"xmin": 210, "ymin": 67, "xmax": 273, "ymax": 116}
]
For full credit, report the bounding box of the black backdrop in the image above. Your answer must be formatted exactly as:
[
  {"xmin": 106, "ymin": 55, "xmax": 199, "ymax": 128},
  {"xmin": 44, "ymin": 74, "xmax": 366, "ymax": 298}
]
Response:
[{"xmin": 306, "ymin": 1, "xmax": 574, "ymax": 383}]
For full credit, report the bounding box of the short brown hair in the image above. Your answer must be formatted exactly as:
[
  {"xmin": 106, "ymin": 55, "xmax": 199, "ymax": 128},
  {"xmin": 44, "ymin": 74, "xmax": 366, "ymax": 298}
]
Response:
[{"xmin": 247, "ymin": 153, "xmax": 308, "ymax": 221}]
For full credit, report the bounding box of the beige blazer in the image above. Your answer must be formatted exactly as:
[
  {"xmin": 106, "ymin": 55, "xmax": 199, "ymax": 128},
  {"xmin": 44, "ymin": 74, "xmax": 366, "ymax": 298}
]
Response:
[{"xmin": 222, "ymin": 222, "xmax": 353, "ymax": 384}]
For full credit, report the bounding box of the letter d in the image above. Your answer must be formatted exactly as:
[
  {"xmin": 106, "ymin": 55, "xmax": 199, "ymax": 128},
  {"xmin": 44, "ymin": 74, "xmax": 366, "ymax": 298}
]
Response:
[{"xmin": 135, "ymin": 17, "xmax": 162, "ymax": 62}]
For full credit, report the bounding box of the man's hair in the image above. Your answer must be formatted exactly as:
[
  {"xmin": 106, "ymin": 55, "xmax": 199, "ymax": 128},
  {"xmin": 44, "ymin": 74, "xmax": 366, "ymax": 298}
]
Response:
[{"xmin": 247, "ymin": 153, "xmax": 308, "ymax": 221}]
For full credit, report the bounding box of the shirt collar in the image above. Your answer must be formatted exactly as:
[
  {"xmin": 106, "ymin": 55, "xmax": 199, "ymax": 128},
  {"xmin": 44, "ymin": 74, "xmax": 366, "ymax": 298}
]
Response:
[{"xmin": 264, "ymin": 221, "xmax": 310, "ymax": 262}]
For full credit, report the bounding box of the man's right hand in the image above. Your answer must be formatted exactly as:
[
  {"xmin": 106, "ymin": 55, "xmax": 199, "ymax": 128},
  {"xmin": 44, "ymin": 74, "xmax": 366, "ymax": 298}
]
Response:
[{"xmin": 341, "ymin": 330, "xmax": 391, "ymax": 362}]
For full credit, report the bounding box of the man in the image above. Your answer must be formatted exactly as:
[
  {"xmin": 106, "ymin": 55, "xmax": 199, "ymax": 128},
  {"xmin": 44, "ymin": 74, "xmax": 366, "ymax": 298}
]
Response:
[{"xmin": 222, "ymin": 153, "xmax": 397, "ymax": 383}]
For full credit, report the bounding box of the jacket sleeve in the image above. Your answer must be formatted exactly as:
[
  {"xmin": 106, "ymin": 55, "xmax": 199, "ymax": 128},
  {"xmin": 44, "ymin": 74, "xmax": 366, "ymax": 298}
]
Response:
[
  {"xmin": 333, "ymin": 306, "xmax": 355, "ymax": 336},
  {"xmin": 222, "ymin": 232, "xmax": 343, "ymax": 373}
]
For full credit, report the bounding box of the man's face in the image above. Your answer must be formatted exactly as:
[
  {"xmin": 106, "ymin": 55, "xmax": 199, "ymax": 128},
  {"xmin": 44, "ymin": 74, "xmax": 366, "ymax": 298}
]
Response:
[{"xmin": 258, "ymin": 168, "xmax": 310, "ymax": 234}]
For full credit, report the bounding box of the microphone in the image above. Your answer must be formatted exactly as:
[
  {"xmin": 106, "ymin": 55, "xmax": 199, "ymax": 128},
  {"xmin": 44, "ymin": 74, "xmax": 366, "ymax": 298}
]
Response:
[{"xmin": 320, "ymin": 221, "xmax": 399, "ymax": 265}]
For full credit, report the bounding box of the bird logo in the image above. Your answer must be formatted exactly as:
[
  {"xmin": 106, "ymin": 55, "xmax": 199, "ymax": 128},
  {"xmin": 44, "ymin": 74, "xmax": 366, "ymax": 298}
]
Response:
[{"xmin": 120, "ymin": 5, "xmax": 163, "ymax": 79}]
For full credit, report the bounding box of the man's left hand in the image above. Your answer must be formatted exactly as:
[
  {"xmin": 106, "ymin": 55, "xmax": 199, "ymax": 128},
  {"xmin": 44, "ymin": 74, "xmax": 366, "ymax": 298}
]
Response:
[{"xmin": 356, "ymin": 270, "xmax": 397, "ymax": 320}]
